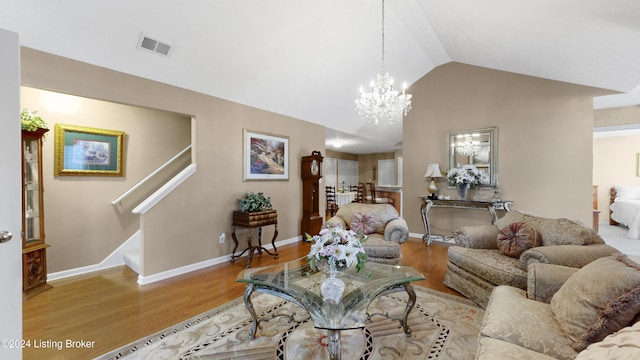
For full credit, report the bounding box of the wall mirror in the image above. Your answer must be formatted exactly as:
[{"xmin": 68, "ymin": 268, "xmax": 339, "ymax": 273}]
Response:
[{"xmin": 446, "ymin": 127, "xmax": 498, "ymax": 187}]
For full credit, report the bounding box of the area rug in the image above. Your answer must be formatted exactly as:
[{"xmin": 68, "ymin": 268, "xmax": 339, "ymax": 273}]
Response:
[{"xmin": 96, "ymin": 287, "xmax": 483, "ymax": 360}]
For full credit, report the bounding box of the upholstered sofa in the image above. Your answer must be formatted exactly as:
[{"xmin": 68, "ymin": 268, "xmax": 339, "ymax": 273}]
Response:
[
  {"xmin": 326, "ymin": 203, "xmax": 409, "ymax": 264},
  {"xmin": 476, "ymin": 255, "xmax": 640, "ymax": 359},
  {"xmin": 444, "ymin": 210, "xmax": 620, "ymax": 308}
]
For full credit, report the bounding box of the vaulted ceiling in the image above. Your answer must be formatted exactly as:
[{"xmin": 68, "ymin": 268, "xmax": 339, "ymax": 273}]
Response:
[{"xmin": 3, "ymin": 0, "xmax": 640, "ymax": 153}]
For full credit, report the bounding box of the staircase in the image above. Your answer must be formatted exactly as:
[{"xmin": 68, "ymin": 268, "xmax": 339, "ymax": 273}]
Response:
[{"xmin": 112, "ymin": 145, "xmax": 193, "ymax": 275}]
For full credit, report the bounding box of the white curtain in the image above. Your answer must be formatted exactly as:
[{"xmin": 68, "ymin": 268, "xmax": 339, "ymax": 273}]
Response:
[
  {"xmin": 324, "ymin": 158, "xmax": 359, "ymax": 190},
  {"xmin": 324, "ymin": 158, "xmax": 337, "ymax": 188},
  {"xmin": 337, "ymin": 159, "xmax": 359, "ymax": 191}
]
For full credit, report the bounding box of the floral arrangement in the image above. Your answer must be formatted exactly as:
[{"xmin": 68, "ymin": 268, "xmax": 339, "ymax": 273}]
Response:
[
  {"xmin": 306, "ymin": 224, "xmax": 367, "ymax": 273},
  {"xmin": 447, "ymin": 165, "xmax": 483, "ymax": 187},
  {"xmin": 237, "ymin": 191, "xmax": 272, "ymax": 212},
  {"xmin": 20, "ymin": 109, "xmax": 48, "ymax": 132}
]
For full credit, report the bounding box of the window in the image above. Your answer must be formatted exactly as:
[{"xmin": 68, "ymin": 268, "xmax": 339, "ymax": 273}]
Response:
[{"xmin": 377, "ymin": 159, "xmax": 396, "ymax": 185}]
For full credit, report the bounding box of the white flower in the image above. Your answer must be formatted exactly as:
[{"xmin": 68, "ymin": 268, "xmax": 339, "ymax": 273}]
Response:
[
  {"xmin": 447, "ymin": 165, "xmax": 483, "ymax": 187},
  {"xmin": 305, "ymin": 223, "xmax": 367, "ymax": 272}
]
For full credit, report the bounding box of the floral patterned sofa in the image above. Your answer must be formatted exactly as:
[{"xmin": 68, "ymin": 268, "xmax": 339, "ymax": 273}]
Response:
[
  {"xmin": 476, "ymin": 255, "xmax": 640, "ymax": 359},
  {"xmin": 326, "ymin": 203, "xmax": 409, "ymax": 264},
  {"xmin": 444, "ymin": 210, "xmax": 620, "ymax": 308}
]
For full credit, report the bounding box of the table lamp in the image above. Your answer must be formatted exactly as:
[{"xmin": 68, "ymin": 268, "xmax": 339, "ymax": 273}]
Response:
[{"xmin": 424, "ymin": 163, "xmax": 443, "ymax": 199}]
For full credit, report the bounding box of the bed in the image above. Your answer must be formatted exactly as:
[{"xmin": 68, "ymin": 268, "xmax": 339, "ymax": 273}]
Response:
[{"xmin": 610, "ymin": 185, "xmax": 640, "ymax": 239}]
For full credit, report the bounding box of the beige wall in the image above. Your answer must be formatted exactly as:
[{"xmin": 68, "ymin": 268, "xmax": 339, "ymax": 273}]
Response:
[
  {"xmin": 594, "ymin": 106, "xmax": 640, "ymax": 127},
  {"xmin": 403, "ymin": 63, "xmax": 607, "ymax": 236},
  {"xmin": 325, "ymin": 150, "xmax": 401, "ymax": 186},
  {"xmin": 20, "ymin": 87, "xmax": 191, "ymax": 272},
  {"xmin": 21, "ymin": 48, "xmax": 325, "ymax": 276},
  {"xmin": 21, "ymin": 49, "xmax": 612, "ymax": 276},
  {"xmin": 325, "ymin": 150, "xmax": 358, "ymax": 161},
  {"xmin": 358, "ymin": 152, "xmax": 396, "ymax": 184}
]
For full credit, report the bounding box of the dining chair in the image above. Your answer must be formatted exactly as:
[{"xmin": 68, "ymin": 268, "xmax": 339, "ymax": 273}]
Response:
[
  {"xmin": 325, "ymin": 185, "xmax": 339, "ymax": 217},
  {"xmin": 367, "ymin": 182, "xmax": 393, "ymax": 205},
  {"xmin": 353, "ymin": 183, "xmax": 365, "ymax": 203}
]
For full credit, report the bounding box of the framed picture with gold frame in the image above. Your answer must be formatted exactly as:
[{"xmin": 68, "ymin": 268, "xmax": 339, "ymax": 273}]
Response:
[{"xmin": 54, "ymin": 124, "xmax": 125, "ymax": 176}]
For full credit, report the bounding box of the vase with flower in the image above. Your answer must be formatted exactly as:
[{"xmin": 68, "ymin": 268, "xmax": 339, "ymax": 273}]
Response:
[
  {"xmin": 447, "ymin": 165, "xmax": 483, "ymax": 200},
  {"xmin": 306, "ymin": 224, "xmax": 367, "ymax": 302}
]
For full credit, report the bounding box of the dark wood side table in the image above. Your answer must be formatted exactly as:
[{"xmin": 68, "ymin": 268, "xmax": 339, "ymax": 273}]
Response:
[{"xmin": 231, "ymin": 210, "xmax": 279, "ymax": 268}]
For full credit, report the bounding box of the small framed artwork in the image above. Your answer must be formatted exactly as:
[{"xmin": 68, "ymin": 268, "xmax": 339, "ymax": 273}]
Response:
[
  {"xmin": 243, "ymin": 129, "xmax": 289, "ymax": 180},
  {"xmin": 54, "ymin": 124, "xmax": 125, "ymax": 176}
]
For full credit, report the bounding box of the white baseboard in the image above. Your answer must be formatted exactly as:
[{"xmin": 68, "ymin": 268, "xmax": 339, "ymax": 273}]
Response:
[
  {"xmin": 50, "ymin": 234, "xmax": 302, "ymax": 285},
  {"xmin": 136, "ymin": 236, "xmax": 302, "ymax": 285},
  {"xmin": 409, "ymin": 232, "xmax": 456, "ymax": 244},
  {"xmin": 48, "ymin": 231, "xmax": 141, "ymax": 281},
  {"xmin": 409, "ymin": 232, "xmax": 426, "ymax": 241}
]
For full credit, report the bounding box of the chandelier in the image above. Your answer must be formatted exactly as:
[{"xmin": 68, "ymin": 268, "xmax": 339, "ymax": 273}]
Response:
[
  {"xmin": 355, "ymin": 0, "xmax": 412, "ymax": 125},
  {"xmin": 456, "ymin": 134, "xmax": 481, "ymax": 157}
]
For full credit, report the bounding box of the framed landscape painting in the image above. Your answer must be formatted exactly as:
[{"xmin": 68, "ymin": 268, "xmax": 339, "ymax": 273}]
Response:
[
  {"xmin": 243, "ymin": 129, "xmax": 289, "ymax": 180},
  {"xmin": 54, "ymin": 124, "xmax": 125, "ymax": 176}
]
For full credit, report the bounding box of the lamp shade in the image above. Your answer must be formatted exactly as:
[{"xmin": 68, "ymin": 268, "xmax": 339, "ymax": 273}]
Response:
[{"xmin": 424, "ymin": 163, "xmax": 443, "ymax": 178}]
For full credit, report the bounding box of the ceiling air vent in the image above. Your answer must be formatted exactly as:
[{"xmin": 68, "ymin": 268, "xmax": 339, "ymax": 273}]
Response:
[{"xmin": 137, "ymin": 34, "xmax": 172, "ymax": 57}]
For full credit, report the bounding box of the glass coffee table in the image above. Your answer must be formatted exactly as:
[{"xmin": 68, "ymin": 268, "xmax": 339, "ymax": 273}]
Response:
[{"xmin": 236, "ymin": 257, "xmax": 425, "ymax": 360}]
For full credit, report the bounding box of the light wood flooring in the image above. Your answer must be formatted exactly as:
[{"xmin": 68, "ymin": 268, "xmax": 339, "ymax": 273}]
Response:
[{"xmin": 22, "ymin": 238, "xmax": 458, "ymax": 359}]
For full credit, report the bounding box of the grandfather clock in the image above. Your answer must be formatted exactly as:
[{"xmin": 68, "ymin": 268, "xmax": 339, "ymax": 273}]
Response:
[{"xmin": 301, "ymin": 151, "xmax": 323, "ymax": 236}]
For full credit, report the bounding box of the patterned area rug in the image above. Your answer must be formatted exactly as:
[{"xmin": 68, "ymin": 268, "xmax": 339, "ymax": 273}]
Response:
[{"xmin": 95, "ymin": 287, "xmax": 483, "ymax": 360}]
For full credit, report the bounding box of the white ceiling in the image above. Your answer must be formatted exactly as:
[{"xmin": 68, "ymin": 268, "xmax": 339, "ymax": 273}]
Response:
[{"xmin": 3, "ymin": 0, "xmax": 640, "ymax": 154}]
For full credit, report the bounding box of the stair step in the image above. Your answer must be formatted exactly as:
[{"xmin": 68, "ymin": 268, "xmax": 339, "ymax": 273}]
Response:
[{"xmin": 123, "ymin": 248, "xmax": 141, "ymax": 274}]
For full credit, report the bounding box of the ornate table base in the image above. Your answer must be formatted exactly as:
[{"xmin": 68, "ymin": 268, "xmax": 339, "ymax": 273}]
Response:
[
  {"xmin": 420, "ymin": 197, "xmax": 512, "ymax": 246},
  {"xmin": 243, "ymin": 282, "xmax": 417, "ymax": 360}
]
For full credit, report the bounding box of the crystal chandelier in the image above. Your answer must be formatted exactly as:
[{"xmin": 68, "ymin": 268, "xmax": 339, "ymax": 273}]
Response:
[
  {"xmin": 456, "ymin": 134, "xmax": 481, "ymax": 157},
  {"xmin": 355, "ymin": 0, "xmax": 412, "ymax": 125}
]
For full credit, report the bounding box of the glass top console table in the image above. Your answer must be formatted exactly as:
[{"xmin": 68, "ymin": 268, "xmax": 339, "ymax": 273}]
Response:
[
  {"xmin": 419, "ymin": 197, "xmax": 513, "ymax": 246},
  {"xmin": 237, "ymin": 257, "xmax": 425, "ymax": 360}
]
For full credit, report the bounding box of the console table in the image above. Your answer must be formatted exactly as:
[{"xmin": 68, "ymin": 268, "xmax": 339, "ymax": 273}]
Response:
[
  {"xmin": 231, "ymin": 210, "xmax": 279, "ymax": 268},
  {"xmin": 419, "ymin": 197, "xmax": 513, "ymax": 246}
]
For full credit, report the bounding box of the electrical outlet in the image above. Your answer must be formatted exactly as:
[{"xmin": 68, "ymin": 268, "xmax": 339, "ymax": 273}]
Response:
[{"xmin": 219, "ymin": 233, "xmax": 225, "ymax": 244}]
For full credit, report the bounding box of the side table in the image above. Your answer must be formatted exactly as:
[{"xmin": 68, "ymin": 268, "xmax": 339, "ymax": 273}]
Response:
[
  {"xmin": 231, "ymin": 210, "xmax": 279, "ymax": 268},
  {"xmin": 419, "ymin": 197, "xmax": 513, "ymax": 246}
]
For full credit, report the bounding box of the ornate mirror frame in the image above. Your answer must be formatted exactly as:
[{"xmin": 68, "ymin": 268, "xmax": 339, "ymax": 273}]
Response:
[{"xmin": 446, "ymin": 127, "xmax": 498, "ymax": 188}]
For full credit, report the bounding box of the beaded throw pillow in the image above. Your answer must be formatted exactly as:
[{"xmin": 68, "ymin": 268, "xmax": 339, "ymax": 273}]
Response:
[
  {"xmin": 496, "ymin": 222, "xmax": 542, "ymax": 258},
  {"xmin": 350, "ymin": 212, "xmax": 377, "ymax": 235},
  {"xmin": 551, "ymin": 254, "xmax": 640, "ymax": 352}
]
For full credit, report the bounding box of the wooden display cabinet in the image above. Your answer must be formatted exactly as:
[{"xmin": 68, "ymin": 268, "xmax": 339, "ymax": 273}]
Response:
[{"xmin": 22, "ymin": 128, "xmax": 51, "ymax": 295}]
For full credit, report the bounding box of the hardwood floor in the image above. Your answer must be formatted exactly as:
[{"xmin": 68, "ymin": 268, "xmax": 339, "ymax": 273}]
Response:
[{"xmin": 22, "ymin": 238, "xmax": 459, "ymax": 359}]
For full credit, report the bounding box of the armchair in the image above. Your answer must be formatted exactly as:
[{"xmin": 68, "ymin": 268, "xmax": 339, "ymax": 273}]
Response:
[
  {"xmin": 477, "ymin": 256, "xmax": 640, "ymax": 359},
  {"xmin": 444, "ymin": 210, "xmax": 620, "ymax": 308},
  {"xmin": 326, "ymin": 202, "xmax": 408, "ymax": 265}
]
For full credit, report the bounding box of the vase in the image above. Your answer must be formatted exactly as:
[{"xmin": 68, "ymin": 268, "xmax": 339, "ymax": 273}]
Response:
[
  {"xmin": 320, "ymin": 259, "xmax": 345, "ymax": 303},
  {"xmin": 457, "ymin": 183, "xmax": 470, "ymax": 200}
]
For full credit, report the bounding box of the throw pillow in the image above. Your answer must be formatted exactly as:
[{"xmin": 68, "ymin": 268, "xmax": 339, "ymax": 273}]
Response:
[
  {"xmin": 496, "ymin": 222, "xmax": 541, "ymax": 258},
  {"xmin": 550, "ymin": 254, "xmax": 640, "ymax": 352},
  {"xmin": 350, "ymin": 212, "xmax": 376, "ymax": 235},
  {"xmin": 494, "ymin": 210, "xmax": 603, "ymax": 246}
]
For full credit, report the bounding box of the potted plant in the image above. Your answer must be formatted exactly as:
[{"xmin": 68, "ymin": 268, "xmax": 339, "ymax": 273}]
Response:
[
  {"xmin": 234, "ymin": 192, "xmax": 277, "ymax": 227},
  {"xmin": 237, "ymin": 191, "xmax": 272, "ymax": 212},
  {"xmin": 21, "ymin": 109, "xmax": 49, "ymax": 137}
]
